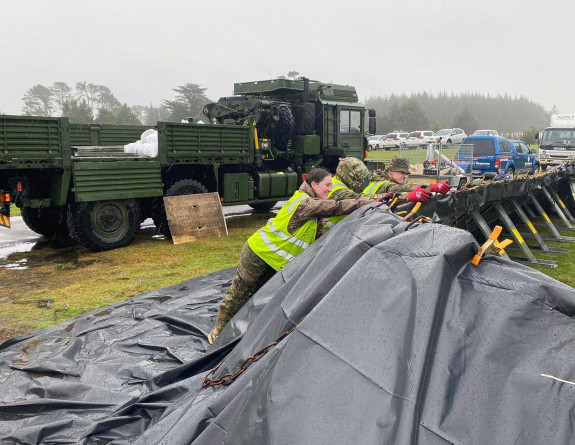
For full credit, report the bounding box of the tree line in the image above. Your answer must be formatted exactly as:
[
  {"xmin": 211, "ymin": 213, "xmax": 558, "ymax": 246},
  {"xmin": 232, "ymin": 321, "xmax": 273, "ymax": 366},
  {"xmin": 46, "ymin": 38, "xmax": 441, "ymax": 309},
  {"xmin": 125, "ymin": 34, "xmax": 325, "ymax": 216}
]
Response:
[
  {"xmin": 19, "ymin": 82, "xmax": 212, "ymax": 125},
  {"xmin": 11, "ymin": 80, "xmax": 553, "ymax": 143},
  {"xmin": 367, "ymin": 92, "xmax": 551, "ymax": 143}
]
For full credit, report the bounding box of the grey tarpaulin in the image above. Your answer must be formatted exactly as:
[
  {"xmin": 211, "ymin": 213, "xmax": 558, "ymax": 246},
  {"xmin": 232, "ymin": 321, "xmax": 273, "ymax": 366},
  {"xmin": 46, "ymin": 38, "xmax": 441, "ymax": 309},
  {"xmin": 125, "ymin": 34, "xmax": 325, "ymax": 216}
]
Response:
[{"xmin": 1, "ymin": 204, "xmax": 575, "ymax": 444}]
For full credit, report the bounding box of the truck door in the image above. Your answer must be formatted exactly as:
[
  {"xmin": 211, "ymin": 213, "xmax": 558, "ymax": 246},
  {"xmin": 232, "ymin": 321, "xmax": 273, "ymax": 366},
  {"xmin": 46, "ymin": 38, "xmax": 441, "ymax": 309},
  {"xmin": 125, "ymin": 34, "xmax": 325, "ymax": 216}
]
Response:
[
  {"xmin": 337, "ymin": 107, "xmax": 364, "ymax": 159},
  {"xmin": 512, "ymin": 141, "xmax": 527, "ymax": 172},
  {"xmin": 518, "ymin": 141, "xmax": 532, "ymax": 172},
  {"xmin": 499, "ymin": 140, "xmax": 513, "ymax": 173}
]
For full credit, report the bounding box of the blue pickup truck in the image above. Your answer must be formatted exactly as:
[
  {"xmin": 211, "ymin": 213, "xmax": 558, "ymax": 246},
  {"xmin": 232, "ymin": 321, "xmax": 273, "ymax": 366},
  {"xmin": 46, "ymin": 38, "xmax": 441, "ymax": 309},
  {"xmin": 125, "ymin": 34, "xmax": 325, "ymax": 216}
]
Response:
[{"xmin": 458, "ymin": 135, "xmax": 540, "ymax": 177}]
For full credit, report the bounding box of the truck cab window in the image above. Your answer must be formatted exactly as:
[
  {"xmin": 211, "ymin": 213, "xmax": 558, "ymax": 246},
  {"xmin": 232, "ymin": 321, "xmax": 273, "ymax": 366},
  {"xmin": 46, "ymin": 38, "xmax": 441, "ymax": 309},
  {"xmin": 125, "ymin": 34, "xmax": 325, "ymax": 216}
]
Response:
[
  {"xmin": 340, "ymin": 110, "xmax": 361, "ymax": 134},
  {"xmin": 500, "ymin": 141, "xmax": 511, "ymax": 152}
]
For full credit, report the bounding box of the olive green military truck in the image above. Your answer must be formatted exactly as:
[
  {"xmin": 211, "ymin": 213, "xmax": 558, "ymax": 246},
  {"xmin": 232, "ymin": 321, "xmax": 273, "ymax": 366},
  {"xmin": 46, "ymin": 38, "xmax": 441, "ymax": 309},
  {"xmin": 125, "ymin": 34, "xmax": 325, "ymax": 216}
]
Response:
[{"xmin": 0, "ymin": 78, "xmax": 375, "ymax": 251}]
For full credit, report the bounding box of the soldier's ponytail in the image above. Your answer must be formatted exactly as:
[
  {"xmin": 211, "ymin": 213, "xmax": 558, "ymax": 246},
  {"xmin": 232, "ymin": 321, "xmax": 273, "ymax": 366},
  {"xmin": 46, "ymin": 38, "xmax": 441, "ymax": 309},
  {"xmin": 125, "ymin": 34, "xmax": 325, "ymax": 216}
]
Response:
[{"xmin": 306, "ymin": 168, "xmax": 331, "ymax": 186}]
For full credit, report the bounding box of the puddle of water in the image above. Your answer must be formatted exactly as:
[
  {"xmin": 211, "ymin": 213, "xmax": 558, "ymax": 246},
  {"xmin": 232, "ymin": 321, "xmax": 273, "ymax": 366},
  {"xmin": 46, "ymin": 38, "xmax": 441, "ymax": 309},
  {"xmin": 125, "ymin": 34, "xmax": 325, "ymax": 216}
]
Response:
[
  {"xmin": 4, "ymin": 259, "xmax": 27, "ymax": 270},
  {"xmin": 0, "ymin": 241, "xmax": 94, "ymax": 271},
  {"xmin": 0, "ymin": 242, "xmax": 36, "ymax": 261}
]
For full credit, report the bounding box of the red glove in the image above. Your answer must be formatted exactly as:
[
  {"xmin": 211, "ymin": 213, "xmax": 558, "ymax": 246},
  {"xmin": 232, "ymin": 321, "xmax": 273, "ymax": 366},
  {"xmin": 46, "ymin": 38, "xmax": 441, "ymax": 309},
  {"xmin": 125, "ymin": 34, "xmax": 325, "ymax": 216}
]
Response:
[
  {"xmin": 375, "ymin": 192, "xmax": 396, "ymax": 203},
  {"xmin": 407, "ymin": 186, "xmax": 431, "ymax": 202},
  {"xmin": 429, "ymin": 181, "xmax": 450, "ymax": 194}
]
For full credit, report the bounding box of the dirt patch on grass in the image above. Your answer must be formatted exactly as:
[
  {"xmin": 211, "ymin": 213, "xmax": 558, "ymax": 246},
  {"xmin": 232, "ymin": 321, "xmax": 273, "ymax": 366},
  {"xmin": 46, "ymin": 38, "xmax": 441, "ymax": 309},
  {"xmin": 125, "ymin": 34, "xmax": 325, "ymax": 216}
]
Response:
[{"xmin": 0, "ymin": 325, "xmax": 31, "ymax": 344}]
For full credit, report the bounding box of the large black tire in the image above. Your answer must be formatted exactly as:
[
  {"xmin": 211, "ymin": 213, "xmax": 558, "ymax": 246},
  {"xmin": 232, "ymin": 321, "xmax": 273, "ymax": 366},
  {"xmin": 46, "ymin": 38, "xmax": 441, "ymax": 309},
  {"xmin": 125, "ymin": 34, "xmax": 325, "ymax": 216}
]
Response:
[
  {"xmin": 21, "ymin": 206, "xmax": 67, "ymax": 237},
  {"xmin": 507, "ymin": 167, "xmax": 515, "ymax": 177},
  {"xmin": 249, "ymin": 201, "xmax": 278, "ymax": 212},
  {"xmin": 301, "ymin": 104, "xmax": 315, "ymax": 135},
  {"xmin": 67, "ymin": 199, "xmax": 141, "ymax": 252},
  {"xmin": 272, "ymin": 105, "xmax": 294, "ymax": 150},
  {"xmin": 152, "ymin": 179, "xmax": 209, "ymax": 237}
]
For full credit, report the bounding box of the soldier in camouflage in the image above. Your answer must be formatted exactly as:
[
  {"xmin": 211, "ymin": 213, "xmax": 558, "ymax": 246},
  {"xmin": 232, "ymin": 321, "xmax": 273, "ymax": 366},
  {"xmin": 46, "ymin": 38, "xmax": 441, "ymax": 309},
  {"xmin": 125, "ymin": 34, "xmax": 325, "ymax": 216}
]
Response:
[
  {"xmin": 328, "ymin": 157, "xmax": 390, "ymax": 200},
  {"xmin": 364, "ymin": 156, "xmax": 450, "ymax": 202},
  {"xmin": 323, "ymin": 157, "xmax": 395, "ymax": 230},
  {"xmin": 208, "ymin": 168, "xmax": 380, "ymax": 344}
]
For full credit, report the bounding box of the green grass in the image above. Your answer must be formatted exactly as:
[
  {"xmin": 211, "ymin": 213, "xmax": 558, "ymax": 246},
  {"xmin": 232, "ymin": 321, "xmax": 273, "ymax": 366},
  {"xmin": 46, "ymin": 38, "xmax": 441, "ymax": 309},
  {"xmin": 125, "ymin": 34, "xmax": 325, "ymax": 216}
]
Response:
[
  {"xmin": 0, "ymin": 213, "xmax": 269, "ymax": 333},
  {"xmin": 10, "ymin": 204, "xmax": 20, "ymax": 217}
]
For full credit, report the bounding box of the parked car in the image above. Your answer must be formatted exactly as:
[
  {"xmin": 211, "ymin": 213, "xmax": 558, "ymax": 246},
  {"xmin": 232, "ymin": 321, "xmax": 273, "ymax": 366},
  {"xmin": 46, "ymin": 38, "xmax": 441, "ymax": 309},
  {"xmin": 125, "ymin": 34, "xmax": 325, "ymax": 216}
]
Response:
[
  {"xmin": 367, "ymin": 135, "xmax": 385, "ymax": 151},
  {"xmin": 458, "ymin": 135, "xmax": 540, "ymax": 177},
  {"xmin": 382, "ymin": 132, "xmax": 409, "ymax": 150},
  {"xmin": 472, "ymin": 129, "xmax": 499, "ymax": 136},
  {"xmin": 434, "ymin": 128, "xmax": 467, "ymax": 146},
  {"xmin": 405, "ymin": 130, "xmax": 435, "ymax": 148}
]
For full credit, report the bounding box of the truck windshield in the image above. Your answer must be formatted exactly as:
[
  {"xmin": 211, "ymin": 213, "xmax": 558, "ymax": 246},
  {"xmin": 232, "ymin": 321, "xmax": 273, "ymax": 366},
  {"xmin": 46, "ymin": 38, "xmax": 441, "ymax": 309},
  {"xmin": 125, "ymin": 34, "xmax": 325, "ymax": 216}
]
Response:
[
  {"xmin": 467, "ymin": 139, "xmax": 495, "ymax": 155},
  {"xmin": 541, "ymin": 129, "xmax": 575, "ymax": 148}
]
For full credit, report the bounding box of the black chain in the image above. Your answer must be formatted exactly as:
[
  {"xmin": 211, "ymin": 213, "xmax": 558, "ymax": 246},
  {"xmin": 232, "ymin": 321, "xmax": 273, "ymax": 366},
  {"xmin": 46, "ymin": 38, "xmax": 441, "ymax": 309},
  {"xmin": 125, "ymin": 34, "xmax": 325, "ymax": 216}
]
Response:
[{"xmin": 202, "ymin": 327, "xmax": 296, "ymax": 388}]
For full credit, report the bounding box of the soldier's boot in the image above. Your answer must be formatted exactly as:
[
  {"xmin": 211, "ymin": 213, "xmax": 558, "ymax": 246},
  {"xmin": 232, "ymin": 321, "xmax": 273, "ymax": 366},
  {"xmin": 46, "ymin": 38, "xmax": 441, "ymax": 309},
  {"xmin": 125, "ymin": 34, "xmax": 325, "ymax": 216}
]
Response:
[
  {"xmin": 207, "ymin": 310, "xmax": 229, "ymax": 344},
  {"xmin": 207, "ymin": 327, "xmax": 221, "ymax": 344}
]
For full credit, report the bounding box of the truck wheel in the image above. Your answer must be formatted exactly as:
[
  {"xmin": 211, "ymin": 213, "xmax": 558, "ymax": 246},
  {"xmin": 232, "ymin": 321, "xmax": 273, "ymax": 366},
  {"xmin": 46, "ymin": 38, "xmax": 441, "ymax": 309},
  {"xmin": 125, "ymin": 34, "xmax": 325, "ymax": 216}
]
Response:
[
  {"xmin": 507, "ymin": 167, "xmax": 515, "ymax": 177},
  {"xmin": 272, "ymin": 105, "xmax": 294, "ymax": 150},
  {"xmin": 21, "ymin": 206, "xmax": 67, "ymax": 237},
  {"xmin": 249, "ymin": 201, "xmax": 278, "ymax": 212},
  {"xmin": 152, "ymin": 179, "xmax": 209, "ymax": 237},
  {"xmin": 532, "ymin": 164, "xmax": 541, "ymax": 174},
  {"xmin": 68, "ymin": 199, "xmax": 141, "ymax": 252}
]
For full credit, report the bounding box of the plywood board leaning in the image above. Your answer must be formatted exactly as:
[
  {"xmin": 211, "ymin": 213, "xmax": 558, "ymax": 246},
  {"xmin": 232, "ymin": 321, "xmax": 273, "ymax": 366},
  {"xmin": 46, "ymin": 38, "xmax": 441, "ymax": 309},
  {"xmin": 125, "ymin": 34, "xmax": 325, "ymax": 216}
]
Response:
[{"xmin": 163, "ymin": 193, "xmax": 228, "ymax": 244}]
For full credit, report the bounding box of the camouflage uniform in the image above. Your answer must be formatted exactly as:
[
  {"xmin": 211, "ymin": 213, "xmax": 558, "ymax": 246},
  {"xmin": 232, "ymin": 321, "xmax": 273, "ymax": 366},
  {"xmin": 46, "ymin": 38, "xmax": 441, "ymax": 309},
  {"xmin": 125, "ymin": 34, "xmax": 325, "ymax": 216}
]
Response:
[
  {"xmin": 211, "ymin": 180, "xmax": 374, "ymax": 338},
  {"xmin": 365, "ymin": 156, "xmax": 418, "ymax": 202},
  {"xmin": 213, "ymin": 241, "xmax": 275, "ymax": 333},
  {"xmin": 329, "ymin": 157, "xmax": 389, "ymax": 201}
]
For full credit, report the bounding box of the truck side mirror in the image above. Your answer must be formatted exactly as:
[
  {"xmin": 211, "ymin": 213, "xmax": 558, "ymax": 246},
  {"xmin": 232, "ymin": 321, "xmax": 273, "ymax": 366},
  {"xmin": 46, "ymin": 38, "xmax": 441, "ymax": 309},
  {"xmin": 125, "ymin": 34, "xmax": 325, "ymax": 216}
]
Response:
[
  {"xmin": 530, "ymin": 149, "xmax": 537, "ymax": 154},
  {"xmin": 534, "ymin": 132, "xmax": 539, "ymax": 141},
  {"xmin": 368, "ymin": 109, "xmax": 376, "ymax": 135},
  {"xmin": 368, "ymin": 117, "xmax": 376, "ymax": 135}
]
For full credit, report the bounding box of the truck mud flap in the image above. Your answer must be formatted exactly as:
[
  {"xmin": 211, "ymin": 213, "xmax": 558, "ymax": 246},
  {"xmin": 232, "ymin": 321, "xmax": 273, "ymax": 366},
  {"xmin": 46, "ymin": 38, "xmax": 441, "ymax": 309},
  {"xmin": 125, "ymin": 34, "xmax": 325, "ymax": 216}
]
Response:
[{"xmin": 0, "ymin": 193, "xmax": 10, "ymax": 228}]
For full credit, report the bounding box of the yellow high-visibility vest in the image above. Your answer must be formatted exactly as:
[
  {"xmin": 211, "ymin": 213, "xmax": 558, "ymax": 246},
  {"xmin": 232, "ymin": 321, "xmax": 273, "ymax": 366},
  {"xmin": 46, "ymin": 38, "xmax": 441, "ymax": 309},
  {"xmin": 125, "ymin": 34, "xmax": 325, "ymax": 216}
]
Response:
[
  {"xmin": 363, "ymin": 181, "xmax": 385, "ymax": 194},
  {"xmin": 248, "ymin": 191, "xmax": 318, "ymax": 271},
  {"xmin": 325, "ymin": 177, "xmax": 351, "ymax": 229}
]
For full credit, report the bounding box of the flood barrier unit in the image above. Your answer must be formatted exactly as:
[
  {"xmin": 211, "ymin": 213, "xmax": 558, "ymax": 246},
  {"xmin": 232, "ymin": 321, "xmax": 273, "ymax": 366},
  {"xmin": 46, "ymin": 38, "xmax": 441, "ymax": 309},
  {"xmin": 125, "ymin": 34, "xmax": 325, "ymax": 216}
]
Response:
[{"xmin": 392, "ymin": 163, "xmax": 575, "ymax": 268}]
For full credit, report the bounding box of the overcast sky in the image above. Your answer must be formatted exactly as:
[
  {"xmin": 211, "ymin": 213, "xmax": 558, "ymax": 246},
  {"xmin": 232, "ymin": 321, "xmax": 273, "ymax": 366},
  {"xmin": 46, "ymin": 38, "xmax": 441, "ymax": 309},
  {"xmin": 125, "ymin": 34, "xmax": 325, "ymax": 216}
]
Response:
[{"xmin": 1, "ymin": 0, "xmax": 574, "ymax": 116}]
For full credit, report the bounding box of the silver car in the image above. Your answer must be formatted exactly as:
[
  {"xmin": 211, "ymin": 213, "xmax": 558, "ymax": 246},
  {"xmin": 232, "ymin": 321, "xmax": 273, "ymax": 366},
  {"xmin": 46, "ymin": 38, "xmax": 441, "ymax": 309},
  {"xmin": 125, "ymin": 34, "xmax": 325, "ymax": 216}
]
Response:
[
  {"xmin": 472, "ymin": 129, "xmax": 499, "ymax": 136},
  {"xmin": 434, "ymin": 128, "xmax": 467, "ymax": 146}
]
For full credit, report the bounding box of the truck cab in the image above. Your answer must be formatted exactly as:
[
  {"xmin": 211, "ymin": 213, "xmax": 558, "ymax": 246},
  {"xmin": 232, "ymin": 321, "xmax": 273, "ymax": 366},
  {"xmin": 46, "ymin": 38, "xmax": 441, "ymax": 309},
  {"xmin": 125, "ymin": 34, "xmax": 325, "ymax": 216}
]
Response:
[{"xmin": 538, "ymin": 115, "xmax": 575, "ymax": 169}]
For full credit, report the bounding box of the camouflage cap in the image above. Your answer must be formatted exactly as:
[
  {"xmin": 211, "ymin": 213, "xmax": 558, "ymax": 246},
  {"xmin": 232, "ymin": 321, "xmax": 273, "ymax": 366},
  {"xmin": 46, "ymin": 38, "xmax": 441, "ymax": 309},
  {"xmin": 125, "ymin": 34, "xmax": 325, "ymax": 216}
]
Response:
[
  {"xmin": 336, "ymin": 157, "xmax": 369, "ymax": 192},
  {"xmin": 387, "ymin": 156, "xmax": 410, "ymax": 174}
]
